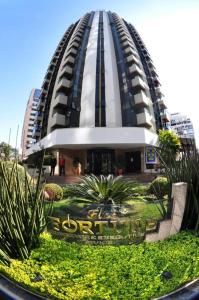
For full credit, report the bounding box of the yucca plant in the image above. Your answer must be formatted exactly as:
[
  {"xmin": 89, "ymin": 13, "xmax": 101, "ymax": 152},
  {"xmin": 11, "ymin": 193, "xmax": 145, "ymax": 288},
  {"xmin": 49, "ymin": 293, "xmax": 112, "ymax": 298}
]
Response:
[
  {"xmin": 0, "ymin": 157, "xmax": 50, "ymax": 265},
  {"xmin": 156, "ymin": 144, "xmax": 199, "ymax": 232},
  {"xmin": 65, "ymin": 174, "xmax": 134, "ymax": 205}
]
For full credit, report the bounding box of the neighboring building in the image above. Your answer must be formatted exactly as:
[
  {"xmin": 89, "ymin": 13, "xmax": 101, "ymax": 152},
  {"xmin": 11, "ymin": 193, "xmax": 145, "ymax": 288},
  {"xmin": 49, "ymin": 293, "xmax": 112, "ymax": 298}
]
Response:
[
  {"xmin": 170, "ymin": 112, "xmax": 195, "ymax": 146},
  {"xmin": 21, "ymin": 88, "xmax": 41, "ymax": 159},
  {"xmin": 27, "ymin": 11, "xmax": 169, "ymax": 174}
]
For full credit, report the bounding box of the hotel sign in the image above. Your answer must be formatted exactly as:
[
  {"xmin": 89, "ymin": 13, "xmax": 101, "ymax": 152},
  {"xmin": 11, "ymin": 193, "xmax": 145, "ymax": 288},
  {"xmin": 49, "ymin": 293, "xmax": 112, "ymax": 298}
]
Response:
[{"xmin": 48, "ymin": 204, "xmax": 158, "ymax": 245}]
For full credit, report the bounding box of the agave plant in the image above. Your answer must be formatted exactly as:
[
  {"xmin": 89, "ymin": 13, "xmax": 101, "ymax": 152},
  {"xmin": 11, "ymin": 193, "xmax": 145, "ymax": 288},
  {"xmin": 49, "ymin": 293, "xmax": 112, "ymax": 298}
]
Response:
[
  {"xmin": 156, "ymin": 144, "xmax": 199, "ymax": 232},
  {"xmin": 65, "ymin": 174, "xmax": 134, "ymax": 205},
  {"xmin": 0, "ymin": 156, "xmax": 50, "ymax": 265}
]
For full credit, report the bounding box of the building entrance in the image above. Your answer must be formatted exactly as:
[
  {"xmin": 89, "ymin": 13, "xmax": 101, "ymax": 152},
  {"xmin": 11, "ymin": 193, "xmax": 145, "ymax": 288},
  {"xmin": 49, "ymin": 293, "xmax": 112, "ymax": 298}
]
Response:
[
  {"xmin": 87, "ymin": 149, "xmax": 114, "ymax": 175},
  {"xmin": 125, "ymin": 151, "xmax": 141, "ymax": 173}
]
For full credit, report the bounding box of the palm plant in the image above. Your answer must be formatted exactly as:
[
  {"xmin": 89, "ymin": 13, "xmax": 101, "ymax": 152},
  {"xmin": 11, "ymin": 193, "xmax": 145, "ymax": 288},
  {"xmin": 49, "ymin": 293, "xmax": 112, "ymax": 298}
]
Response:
[
  {"xmin": 65, "ymin": 174, "xmax": 134, "ymax": 205},
  {"xmin": 0, "ymin": 157, "xmax": 50, "ymax": 265},
  {"xmin": 156, "ymin": 144, "xmax": 199, "ymax": 232}
]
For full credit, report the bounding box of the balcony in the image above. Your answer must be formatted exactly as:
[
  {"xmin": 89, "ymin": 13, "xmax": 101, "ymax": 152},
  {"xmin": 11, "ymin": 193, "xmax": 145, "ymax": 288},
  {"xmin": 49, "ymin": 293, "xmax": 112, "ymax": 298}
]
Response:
[
  {"xmin": 73, "ymin": 36, "xmax": 81, "ymax": 43},
  {"xmin": 126, "ymin": 54, "xmax": 139, "ymax": 65},
  {"xmin": 53, "ymin": 94, "xmax": 68, "ymax": 108},
  {"xmin": 134, "ymin": 91, "xmax": 150, "ymax": 107},
  {"xmin": 119, "ymin": 31, "xmax": 126, "ymax": 38},
  {"xmin": 136, "ymin": 110, "xmax": 152, "ymax": 128},
  {"xmin": 122, "ymin": 40, "xmax": 135, "ymax": 50},
  {"xmin": 157, "ymin": 98, "xmax": 167, "ymax": 109},
  {"xmin": 131, "ymin": 76, "xmax": 148, "ymax": 91},
  {"xmin": 68, "ymin": 47, "xmax": 77, "ymax": 56},
  {"xmin": 34, "ymin": 111, "xmax": 43, "ymax": 122},
  {"xmin": 51, "ymin": 113, "xmax": 66, "ymax": 128},
  {"xmin": 45, "ymin": 70, "xmax": 53, "ymax": 81},
  {"xmin": 124, "ymin": 46, "xmax": 133, "ymax": 56},
  {"xmin": 120, "ymin": 35, "xmax": 127, "ymax": 42},
  {"xmin": 155, "ymin": 86, "xmax": 162, "ymax": 97},
  {"xmin": 60, "ymin": 65, "xmax": 73, "ymax": 78},
  {"xmin": 121, "ymin": 40, "xmax": 129, "ymax": 48},
  {"xmin": 160, "ymin": 111, "xmax": 170, "ymax": 123},
  {"xmin": 32, "ymin": 126, "xmax": 41, "ymax": 138},
  {"xmin": 118, "ymin": 28, "xmax": 128, "ymax": 35},
  {"xmin": 69, "ymin": 41, "xmax": 79, "ymax": 49},
  {"xmin": 57, "ymin": 78, "xmax": 71, "ymax": 92},
  {"xmin": 129, "ymin": 64, "xmax": 143, "ymax": 77},
  {"xmin": 64, "ymin": 55, "xmax": 75, "ymax": 65},
  {"xmin": 37, "ymin": 99, "xmax": 45, "ymax": 111}
]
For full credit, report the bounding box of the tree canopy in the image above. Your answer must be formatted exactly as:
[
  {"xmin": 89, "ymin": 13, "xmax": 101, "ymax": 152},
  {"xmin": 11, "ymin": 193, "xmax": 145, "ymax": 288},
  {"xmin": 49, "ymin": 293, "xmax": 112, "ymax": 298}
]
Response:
[
  {"xmin": 158, "ymin": 130, "xmax": 181, "ymax": 154},
  {"xmin": 0, "ymin": 142, "xmax": 12, "ymax": 160}
]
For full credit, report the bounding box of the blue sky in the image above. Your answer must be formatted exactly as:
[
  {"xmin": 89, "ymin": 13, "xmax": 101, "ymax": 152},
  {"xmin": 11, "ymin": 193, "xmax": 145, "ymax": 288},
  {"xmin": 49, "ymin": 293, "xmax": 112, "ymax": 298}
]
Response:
[{"xmin": 0, "ymin": 0, "xmax": 199, "ymax": 148}]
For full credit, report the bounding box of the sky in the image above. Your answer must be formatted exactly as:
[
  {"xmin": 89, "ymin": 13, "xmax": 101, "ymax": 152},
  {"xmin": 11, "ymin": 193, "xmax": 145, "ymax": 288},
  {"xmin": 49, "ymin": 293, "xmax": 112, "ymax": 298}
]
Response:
[{"xmin": 0, "ymin": 0, "xmax": 199, "ymax": 149}]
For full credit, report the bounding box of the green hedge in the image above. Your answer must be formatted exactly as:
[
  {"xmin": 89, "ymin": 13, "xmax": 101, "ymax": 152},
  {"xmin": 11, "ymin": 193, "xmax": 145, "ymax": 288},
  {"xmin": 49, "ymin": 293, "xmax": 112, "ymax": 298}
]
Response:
[
  {"xmin": 0, "ymin": 231, "xmax": 198, "ymax": 299},
  {"xmin": 44, "ymin": 183, "xmax": 63, "ymax": 201},
  {"xmin": 149, "ymin": 176, "xmax": 169, "ymax": 199}
]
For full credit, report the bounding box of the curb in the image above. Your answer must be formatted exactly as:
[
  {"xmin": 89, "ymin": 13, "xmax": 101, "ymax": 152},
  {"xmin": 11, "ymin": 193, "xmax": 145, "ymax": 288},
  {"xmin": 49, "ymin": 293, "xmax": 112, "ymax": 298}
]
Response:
[
  {"xmin": 1, "ymin": 272, "xmax": 199, "ymax": 300},
  {"xmin": 0, "ymin": 273, "xmax": 47, "ymax": 300},
  {"xmin": 154, "ymin": 278, "xmax": 199, "ymax": 300}
]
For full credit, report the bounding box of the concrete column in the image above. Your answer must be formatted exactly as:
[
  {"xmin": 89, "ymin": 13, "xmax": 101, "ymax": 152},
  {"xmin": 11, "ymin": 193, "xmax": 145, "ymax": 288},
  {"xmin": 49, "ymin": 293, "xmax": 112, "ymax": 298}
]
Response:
[
  {"xmin": 52, "ymin": 150, "xmax": 59, "ymax": 175},
  {"xmin": 79, "ymin": 11, "xmax": 99, "ymax": 127},
  {"xmin": 145, "ymin": 182, "xmax": 187, "ymax": 242},
  {"xmin": 141, "ymin": 148, "xmax": 145, "ymax": 173},
  {"xmin": 170, "ymin": 182, "xmax": 187, "ymax": 235},
  {"xmin": 103, "ymin": 11, "xmax": 122, "ymax": 127}
]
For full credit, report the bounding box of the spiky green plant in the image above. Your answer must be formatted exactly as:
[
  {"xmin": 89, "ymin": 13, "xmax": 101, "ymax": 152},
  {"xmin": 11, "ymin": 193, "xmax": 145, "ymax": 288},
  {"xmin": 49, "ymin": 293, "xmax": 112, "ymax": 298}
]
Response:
[
  {"xmin": 65, "ymin": 174, "xmax": 134, "ymax": 205},
  {"xmin": 0, "ymin": 158, "xmax": 50, "ymax": 265},
  {"xmin": 156, "ymin": 145, "xmax": 199, "ymax": 232}
]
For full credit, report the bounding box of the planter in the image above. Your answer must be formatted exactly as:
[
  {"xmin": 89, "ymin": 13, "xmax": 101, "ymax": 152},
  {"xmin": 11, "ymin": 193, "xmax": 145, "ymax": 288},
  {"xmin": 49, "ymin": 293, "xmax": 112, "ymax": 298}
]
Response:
[
  {"xmin": 1, "ymin": 272, "xmax": 199, "ymax": 300},
  {"xmin": 73, "ymin": 163, "xmax": 81, "ymax": 175},
  {"xmin": 117, "ymin": 168, "xmax": 124, "ymax": 176},
  {"xmin": 0, "ymin": 273, "xmax": 46, "ymax": 300}
]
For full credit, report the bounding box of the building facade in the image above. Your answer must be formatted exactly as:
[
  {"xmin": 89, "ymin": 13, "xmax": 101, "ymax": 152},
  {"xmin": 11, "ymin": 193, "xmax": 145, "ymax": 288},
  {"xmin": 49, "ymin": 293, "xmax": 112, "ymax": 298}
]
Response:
[
  {"xmin": 170, "ymin": 113, "xmax": 195, "ymax": 146},
  {"xmin": 27, "ymin": 11, "xmax": 169, "ymax": 174},
  {"xmin": 21, "ymin": 88, "xmax": 41, "ymax": 159}
]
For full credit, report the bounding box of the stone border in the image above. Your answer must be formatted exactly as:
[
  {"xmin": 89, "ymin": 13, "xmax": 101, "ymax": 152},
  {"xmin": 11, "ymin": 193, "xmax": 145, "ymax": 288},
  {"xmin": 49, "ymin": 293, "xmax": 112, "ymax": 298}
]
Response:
[
  {"xmin": 153, "ymin": 278, "xmax": 199, "ymax": 300},
  {"xmin": 145, "ymin": 182, "xmax": 187, "ymax": 242},
  {"xmin": 1, "ymin": 272, "xmax": 199, "ymax": 300},
  {"xmin": 0, "ymin": 273, "xmax": 46, "ymax": 300}
]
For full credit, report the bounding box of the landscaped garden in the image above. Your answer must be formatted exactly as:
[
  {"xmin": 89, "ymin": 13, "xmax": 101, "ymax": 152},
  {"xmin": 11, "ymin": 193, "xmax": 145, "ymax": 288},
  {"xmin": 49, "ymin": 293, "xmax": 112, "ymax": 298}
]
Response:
[
  {"xmin": 0, "ymin": 139, "xmax": 199, "ymax": 299},
  {"xmin": 0, "ymin": 231, "xmax": 198, "ymax": 300}
]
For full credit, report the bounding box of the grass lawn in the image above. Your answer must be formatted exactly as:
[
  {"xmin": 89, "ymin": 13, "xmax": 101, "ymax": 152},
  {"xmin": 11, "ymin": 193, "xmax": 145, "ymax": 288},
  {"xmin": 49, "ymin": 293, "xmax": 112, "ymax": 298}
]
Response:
[
  {"xmin": 0, "ymin": 231, "xmax": 198, "ymax": 300},
  {"xmin": 50, "ymin": 197, "xmax": 164, "ymax": 222}
]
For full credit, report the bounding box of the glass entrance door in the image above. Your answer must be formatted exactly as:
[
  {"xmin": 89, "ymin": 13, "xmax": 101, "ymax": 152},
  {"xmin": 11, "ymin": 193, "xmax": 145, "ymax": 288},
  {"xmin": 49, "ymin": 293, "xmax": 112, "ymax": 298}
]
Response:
[
  {"xmin": 87, "ymin": 149, "xmax": 114, "ymax": 175},
  {"xmin": 125, "ymin": 151, "xmax": 141, "ymax": 173}
]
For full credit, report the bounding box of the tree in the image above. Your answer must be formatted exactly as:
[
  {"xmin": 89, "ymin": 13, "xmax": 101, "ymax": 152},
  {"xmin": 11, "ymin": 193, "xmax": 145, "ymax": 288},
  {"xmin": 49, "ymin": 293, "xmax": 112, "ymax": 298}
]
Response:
[
  {"xmin": 158, "ymin": 130, "xmax": 181, "ymax": 154},
  {"xmin": 0, "ymin": 142, "xmax": 12, "ymax": 160}
]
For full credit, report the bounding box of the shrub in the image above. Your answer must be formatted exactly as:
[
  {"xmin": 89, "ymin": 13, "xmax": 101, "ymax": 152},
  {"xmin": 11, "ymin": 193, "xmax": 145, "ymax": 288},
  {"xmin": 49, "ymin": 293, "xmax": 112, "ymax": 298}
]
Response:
[
  {"xmin": 0, "ymin": 160, "xmax": 49, "ymax": 265},
  {"xmin": 44, "ymin": 183, "xmax": 63, "ymax": 201},
  {"xmin": 62, "ymin": 185, "xmax": 70, "ymax": 198},
  {"xmin": 131, "ymin": 183, "xmax": 149, "ymax": 196},
  {"xmin": 5, "ymin": 161, "xmax": 32, "ymax": 183},
  {"xmin": 66, "ymin": 174, "xmax": 134, "ymax": 205},
  {"xmin": 149, "ymin": 177, "xmax": 169, "ymax": 199},
  {"xmin": 0, "ymin": 232, "xmax": 199, "ymax": 300},
  {"xmin": 157, "ymin": 145, "xmax": 199, "ymax": 232}
]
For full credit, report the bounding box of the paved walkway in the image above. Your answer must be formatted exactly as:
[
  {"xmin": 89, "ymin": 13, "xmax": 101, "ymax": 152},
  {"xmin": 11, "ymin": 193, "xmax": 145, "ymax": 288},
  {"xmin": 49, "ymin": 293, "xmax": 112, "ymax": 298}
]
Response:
[{"xmin": 45, "ymin": 173, "xmax": 156, "ymax": 185}]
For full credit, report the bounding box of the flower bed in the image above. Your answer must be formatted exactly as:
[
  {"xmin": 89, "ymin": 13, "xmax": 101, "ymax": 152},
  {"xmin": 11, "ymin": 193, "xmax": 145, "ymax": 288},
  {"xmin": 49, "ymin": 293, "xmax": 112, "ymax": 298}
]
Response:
[{"xmin": 0, "ymin": 231, "xmax": 198, "ymax": 300}]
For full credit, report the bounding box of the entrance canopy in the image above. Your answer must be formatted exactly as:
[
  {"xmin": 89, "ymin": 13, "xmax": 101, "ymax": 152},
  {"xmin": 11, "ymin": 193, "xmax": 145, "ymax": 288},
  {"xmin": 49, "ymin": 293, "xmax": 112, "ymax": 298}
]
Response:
[{"xmin": 26, "ymin": 127, "xmax": 158, "ymax": 156}]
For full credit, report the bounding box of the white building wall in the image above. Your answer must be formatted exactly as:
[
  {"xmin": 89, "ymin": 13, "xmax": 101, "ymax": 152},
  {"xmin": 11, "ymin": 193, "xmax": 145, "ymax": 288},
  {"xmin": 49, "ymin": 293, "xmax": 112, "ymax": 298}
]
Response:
[
  {"xmin": 103, "ymin": 11, "xmax": 122, "ymax": 127},
  {"xmin": 79, "ymin": 11, "xmax": 100, "ymax": 127},
  {"xmin": 26, "ymin": 127, "xmax": 158, "ymax": 156}
]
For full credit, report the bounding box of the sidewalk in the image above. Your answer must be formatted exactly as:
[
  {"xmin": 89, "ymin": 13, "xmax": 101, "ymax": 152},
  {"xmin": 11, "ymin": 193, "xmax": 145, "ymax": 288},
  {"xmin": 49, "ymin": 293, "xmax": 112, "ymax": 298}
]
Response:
[{"xmin": 45, "ymin": 173, "xmax": 156, "ymax": 185}]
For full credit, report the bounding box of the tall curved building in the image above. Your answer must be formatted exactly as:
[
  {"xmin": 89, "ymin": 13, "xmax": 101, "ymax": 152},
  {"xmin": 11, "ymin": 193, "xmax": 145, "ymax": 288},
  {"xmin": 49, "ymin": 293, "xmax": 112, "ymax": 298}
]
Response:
[{"xmin": 28, "ymin": 10, "xmax": 169, "ymax": 175}]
